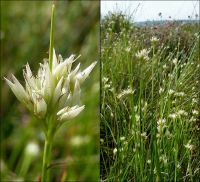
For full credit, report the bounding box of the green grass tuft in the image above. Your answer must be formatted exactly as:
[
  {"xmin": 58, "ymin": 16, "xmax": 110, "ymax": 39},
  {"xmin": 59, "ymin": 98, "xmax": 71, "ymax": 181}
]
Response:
[{"xmin": 100, "ymin": 9, "xmax": 200, "ymax": 182}]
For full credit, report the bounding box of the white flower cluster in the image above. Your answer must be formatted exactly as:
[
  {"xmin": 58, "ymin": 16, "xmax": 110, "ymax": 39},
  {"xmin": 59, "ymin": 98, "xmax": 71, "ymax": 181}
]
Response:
[
  {"xmin": 141, "ymin": 132, "xmax": 147, "ymax": 140},
  {"xmin": 113, "ymin": 148, "xmax": 117, "ymax": 155},
  {"xmin": 135, "ymin": 49, "xmax": 150, "ymax": 60},
  {"xmin": 159, "ymin": 154, "xmax": 168, "ymax": 165},
  {"xmin": 172, "ymin": 58, "xmax": 178, "ymax": 65},
  {"xmin": 184, "ymin": 140, "xmax": 194, "ymax": 151},
  {"xmin": 174, "ymin": 92, "xmax": 185, "ymax": 97},
  {"xmin": 117, "ymin": 86, "xmax": 135, "ymax": 99},
  {"xmin": 125, "ymin": 46, "xmax": 131, "ymax": 53},
  {"xmin": 157, "ymin": 118, "xmax": 166, "ymax": 133},
  {"xmin": 5, "ymin": 49, "xmax": 97, "ymax": 124},
  {"xmin": 151, "ymin": 36, "xmax": 159, "ymax": 43}
]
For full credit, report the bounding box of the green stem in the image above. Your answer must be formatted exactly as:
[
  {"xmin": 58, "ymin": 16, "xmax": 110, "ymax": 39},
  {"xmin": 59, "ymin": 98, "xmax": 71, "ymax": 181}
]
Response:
[
  {"xmin": 49, "ymin": 4, "xmax": 55, "ymax": 72},
  {"xmin": 41, "ymin": 134, "xmax": 52, "ymax": 181},
  {"xmin": 41, "ymin": 5, "xmax": 55, "ymax": 180},
  {"xmin": 151, "ymin": 44, "xmax": 162, "ymax": 181},
  {"xmin": 149, "ymin": 45, "xmax": 155, "ymax": 181},
  {"xmin": 42, "ymin": 116, "xmax": 54, "ymax": 181}
]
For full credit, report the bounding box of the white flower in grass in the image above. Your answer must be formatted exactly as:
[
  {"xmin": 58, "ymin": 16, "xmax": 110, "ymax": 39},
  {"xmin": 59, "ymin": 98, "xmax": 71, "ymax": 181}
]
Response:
[
  {"xmin": 100, "ymin": 138, "xmax": 104, "ymax": 144},
  {"xmin": 110, "ymin": 112, "xmax": 114, "ymax": 117},
  {"xmin": 117, "ymin": 86, "xmax": 135, "ymax": 99},
  {"xmin": 163, "ymin": 64, "xmax": 167, "ymax": 69},
  {"xmin": 102, "ymin": 77, "xmax": 109, "ymax": 83},
  {"xmin": 113, "ymin": 148, "xmax": 117, "ymax": 155},
  {"xmin": 172, "ymin": 99, "xmax": 177, "ymax": 104},
  {"xmin": 157, "ymin": 118, "xmax": 166, "ymax": 132},
  {"xmin": 123, "ymin": 141, "xmax": 128, "ymax": 146},
  {"xmin": 135, "ymin": 114, "xmax": 140, "ymax": 122},
  {"xmin": 4, "ymin": 48, "xmax": 97, "ymax": 127},
  {"xmin": 192, "ymin": 110, "xmax": 198, "ymax": 115},
  {"xmin": 104, "ymin": 84, "xmax": 110, "ymax": 89},
  {"xmin": 189, "ymin": 116, "xmax": 196, "ymax": 122},
  {"xmin": 177, "ymin": 163, "xmax": 181, "ymax": 169},
  {"xmin": 172, "ymin": 58, "xmax": 178, "ymax": 65},
  {"xmin": 135, "ymin": 49, "xmax": 150, "ymax": 60},
  {"xmin": 192, "ymin": 98, "xmax": 197, "ymax": 103},
  {"xmin": 151, "ymin": 36, "xmax": 159, "ymax": 43},
  {"xmin": 159, "ymin": 154, "xmax": 167, "ymax": 165},
  {"xmin": 154, "ymin": 167, "xmax": 157, "ymax": 174},
  {"xmin": 141, "ymin": 132, "xmax": 147, "ymax": 140},
  {"xmin": 134, "ymin": 106, "xmax": 138, "ymax": 112},
  {"xmin": 168, "ymin": 89, "xmax": 175, "ymax": 95},
  {"xmin": 177, "ymin": 110, "xmax": 188, "ymax": 116},
  {"xmin": 159, "ymin": 87, "xmax": 164, "ymax": 94},
  {"xmin": 169, "ymin": 113, "xmax": 177, "ymax": 119},
  {"xmin": 166, "ymin": 130, "xmax": 173, "ymax": 138},
  {"xmin": 120, "ymin": 136, "xmax": 125, "ymax": 141},
  {"xmin": 109, "ymin": 87, "xmax": 114, "ymax": 92},
  {"xmin": 174, "ymin": 92, "xmax": 185, "ymax": 97},
  {"xmin": 184, "ymin": 140, "xmax": 194, "ymax": 151},
  {"xmin": 194, "ymin": 33, "xmax": 199, "ymax": 38},
  {"xmin": 125, "ymin": 46, "xmax": 131, "ymax": 52}
]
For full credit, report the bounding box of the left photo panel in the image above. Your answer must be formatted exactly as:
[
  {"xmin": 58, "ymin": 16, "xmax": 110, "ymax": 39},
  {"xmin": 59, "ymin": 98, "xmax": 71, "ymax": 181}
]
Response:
[{"xmin": 1, "ymin": 1, "xmax": 100, "ymax": 181}]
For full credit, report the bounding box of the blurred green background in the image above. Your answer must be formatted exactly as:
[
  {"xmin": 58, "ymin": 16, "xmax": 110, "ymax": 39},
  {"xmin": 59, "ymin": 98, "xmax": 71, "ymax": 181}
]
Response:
[{"xmin": 1, "ymin": 1, "xmax": 99, "ymax": 181}]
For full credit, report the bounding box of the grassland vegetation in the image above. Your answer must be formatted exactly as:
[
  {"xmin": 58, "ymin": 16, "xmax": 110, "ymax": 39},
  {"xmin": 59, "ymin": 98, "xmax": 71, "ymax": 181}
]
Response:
[{"xmin": 100, "ymin": 11, "xmax": 200, "ymax": 181}]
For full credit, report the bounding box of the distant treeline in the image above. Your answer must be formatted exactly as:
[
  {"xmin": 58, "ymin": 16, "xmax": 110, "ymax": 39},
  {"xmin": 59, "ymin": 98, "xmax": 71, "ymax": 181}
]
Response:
[{"xmin": 134, "ymin": 19, "xmax": 199, "ymax": 26}]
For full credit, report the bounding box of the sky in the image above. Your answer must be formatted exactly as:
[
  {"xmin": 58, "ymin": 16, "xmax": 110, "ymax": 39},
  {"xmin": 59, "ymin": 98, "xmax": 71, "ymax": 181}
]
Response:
[{"xmin": 101, "ymin": 1, "xmax": 199, "ymax": 22}]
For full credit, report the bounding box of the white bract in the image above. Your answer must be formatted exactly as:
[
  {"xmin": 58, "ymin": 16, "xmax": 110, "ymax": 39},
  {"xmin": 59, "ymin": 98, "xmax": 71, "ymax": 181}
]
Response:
[
  {"xmin": 5, "ymin": 48, "xmax": 97, "ymax": 126},
  {"xmin": 151, "ymin": 36, "xmax": 159, "ymax": 43},
  {"xmin": 135, "ymin": 49, "xmax": 150, "ymax": 60}
]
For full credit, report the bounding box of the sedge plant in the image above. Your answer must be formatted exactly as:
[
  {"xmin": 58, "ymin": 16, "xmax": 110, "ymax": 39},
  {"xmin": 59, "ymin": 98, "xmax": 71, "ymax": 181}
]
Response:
[
  {"xmin": 101, "ymin": 10, "xmax": 200, "ymax": 181},
  {"xmin": 4, "ymin": 5, "xmax": 97, "ymax": 181}
]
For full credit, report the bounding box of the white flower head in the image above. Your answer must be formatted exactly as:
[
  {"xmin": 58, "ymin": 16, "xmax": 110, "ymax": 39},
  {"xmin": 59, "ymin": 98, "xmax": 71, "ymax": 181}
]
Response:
[
  {"xmin": 125, "ymin": 46, "xmax": 131, "ymax": 52},
  {"xmin": 117, "ymin": 86, "xmax": 135, "ymax": 99},
  {"xmin": 192, "ymin": 110, "xmax": 198, "ymax": 115},
  {"xmin": 174, "ymin": 92, "xmax": 185, "ymax": 97},
  {"xmin": 113, "ymin": 148, "xmax": 117, "ymax": 155},
  {"xmin": 157, "ymin": 118, "xmax": 166, "ymax": 132},
  {"xmin": 120, "ymin": 136, "xmax": 125, "ymax": 141},
  {"xmin": 100, "ymin": 138, "xmax": 104, "ymax": 143},
  {"xmin": 169, "ymin": 113, "xmax": 177, "ymax": 119},
  {"xmin": 184, "ymin": 140, "xmax": 194, "ymax": 151},
  {"xmin": 135, "ymin": 49, "xmax": 150, "ymax": 60},
  {"xmin": 159, "ymin": 87, "xmax": 164, "ymax": 94},
  {"xmin": 172, "ymin": 58, "xmax": 178, "ymax": 65},
  {"xmin": 141, "ymin": 132, "xmax": 147, "ymax": 140},
  {"xmin": 177, "ymin": 110, "xmax": 188, "ymax": 116},
  {"xmin": 5, "ymin": 48, "xmax": 97, "ymax": 128},
  {"xmin": 168, "ymin": 89, "xmax": 175, "ymax": 95},
  {"xmin": 151, "ymin": 36, "xmax": 159, "ymax": 44},
  {"xmin": 102, "ymin": 77, "xmax": 109, "ymax": 83}
]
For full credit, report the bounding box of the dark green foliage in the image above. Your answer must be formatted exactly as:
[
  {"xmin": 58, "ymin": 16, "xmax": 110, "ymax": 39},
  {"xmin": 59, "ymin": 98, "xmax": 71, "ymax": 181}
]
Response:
[{"xmin": 101, "ymin": 11, "xmax": 132, "ymax": 34}]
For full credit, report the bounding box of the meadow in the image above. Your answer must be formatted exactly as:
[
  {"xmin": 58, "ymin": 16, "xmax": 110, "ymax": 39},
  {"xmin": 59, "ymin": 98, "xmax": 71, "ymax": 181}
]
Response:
[{"xmin": 100, "ymin": 11, "xmax": 200, "ymax": 181}]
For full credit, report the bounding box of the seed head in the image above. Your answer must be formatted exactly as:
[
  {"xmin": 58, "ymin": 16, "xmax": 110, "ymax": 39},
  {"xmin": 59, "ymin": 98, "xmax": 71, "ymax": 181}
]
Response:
[{"xmin": 5, "ymin": 48, "xmax": 97, "ymax": 130}]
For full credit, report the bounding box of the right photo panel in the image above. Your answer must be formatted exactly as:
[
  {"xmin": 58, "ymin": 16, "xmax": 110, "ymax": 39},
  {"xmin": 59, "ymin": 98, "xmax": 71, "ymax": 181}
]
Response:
[{"xmin": 100, "ymin": 1, "xmax": 200, "ymax": 181}]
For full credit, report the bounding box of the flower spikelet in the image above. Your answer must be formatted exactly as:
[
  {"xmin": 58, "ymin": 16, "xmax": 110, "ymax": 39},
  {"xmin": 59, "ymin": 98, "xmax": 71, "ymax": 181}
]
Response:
[{"xmin": 5, "ymin": 48, "xmax": 97, "ymax": 127}]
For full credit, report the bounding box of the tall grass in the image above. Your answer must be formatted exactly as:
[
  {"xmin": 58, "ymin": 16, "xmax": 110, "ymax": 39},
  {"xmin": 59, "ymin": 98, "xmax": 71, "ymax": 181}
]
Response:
[{"xmin": 100, "ymin": 9, "xmax": 200, "ymax": 182}]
